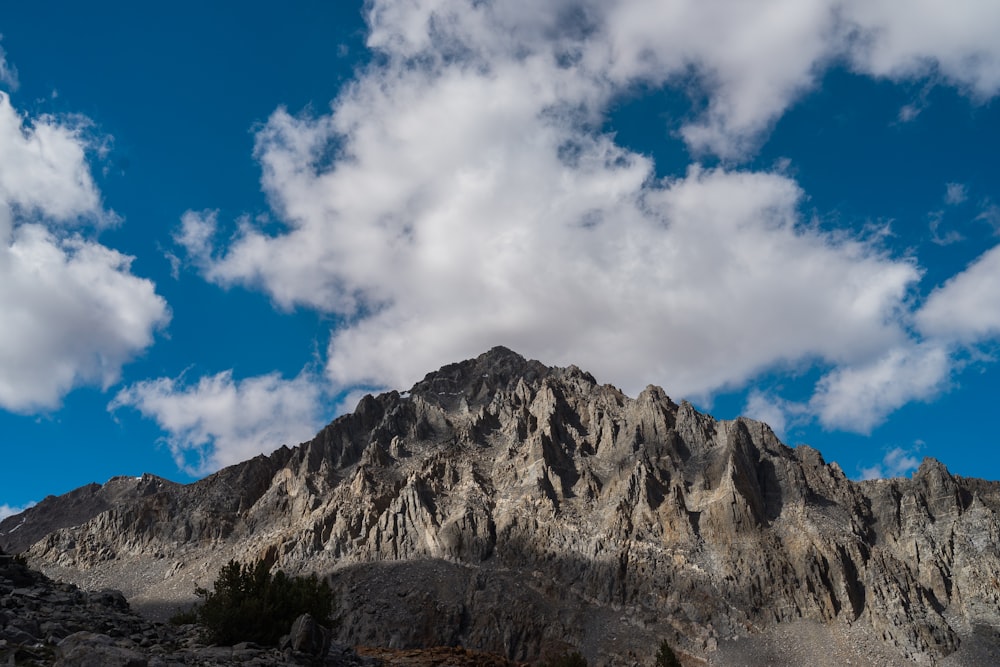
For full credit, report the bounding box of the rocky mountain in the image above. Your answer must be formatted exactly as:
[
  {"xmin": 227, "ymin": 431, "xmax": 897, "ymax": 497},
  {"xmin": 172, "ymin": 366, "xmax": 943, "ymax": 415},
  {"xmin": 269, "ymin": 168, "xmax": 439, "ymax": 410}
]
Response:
[{"xmin": 2, "ymin": 347, "xmax": 1000, "ymax": 666}]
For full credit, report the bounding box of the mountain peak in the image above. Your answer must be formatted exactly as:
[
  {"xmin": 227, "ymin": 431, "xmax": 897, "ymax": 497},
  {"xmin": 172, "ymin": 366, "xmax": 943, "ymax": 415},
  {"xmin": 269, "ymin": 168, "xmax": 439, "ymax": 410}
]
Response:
[{"xmin": 409, "ymin": 346, "xmax": 550, "ymax": 401}]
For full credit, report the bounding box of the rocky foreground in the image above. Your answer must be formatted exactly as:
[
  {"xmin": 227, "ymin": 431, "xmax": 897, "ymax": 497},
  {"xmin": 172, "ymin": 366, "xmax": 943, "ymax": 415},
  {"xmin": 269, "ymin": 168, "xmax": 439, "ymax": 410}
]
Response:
[
  {"xmin": 4, "ymin": 347, "xmax": 1000, "ymax": 665},
  {"xmin": 1, "ymin": 549, "xmax": 529, "ymax": 667},
  {"xmin": 0, "ymin": 549, "xmax": 383, "ymax": 666}
]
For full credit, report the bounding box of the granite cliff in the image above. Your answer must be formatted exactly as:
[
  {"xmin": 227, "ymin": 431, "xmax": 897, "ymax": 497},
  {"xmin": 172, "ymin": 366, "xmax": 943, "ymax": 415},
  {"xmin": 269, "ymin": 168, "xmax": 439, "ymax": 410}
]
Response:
[{"xmin": 2, "ymin": 347, "xmax": 999, "ymax": 665}]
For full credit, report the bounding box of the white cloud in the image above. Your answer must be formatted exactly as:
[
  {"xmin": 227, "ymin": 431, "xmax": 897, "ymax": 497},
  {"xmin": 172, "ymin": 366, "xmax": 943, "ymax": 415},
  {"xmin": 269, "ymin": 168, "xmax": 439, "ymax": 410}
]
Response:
[
  {"xmin": 859, "ymin": 444, "xmax": 923, "ymax": 480},
  {"xmin": 0, "ymin": 93, "xmax": 109, "ymax": 225},
  {"xmin": 174, "ymin": 209, "xmax": 217, "ymax": 262},
  {"xmin": 944, "ymin": 182, "xmax": 968, "ymax": 205},
  {"xmin": 809, "ymin": 343, "xmax": 951, "ymax": 433},
  {"xmin": 110, "ymin": 370, "xmax": 326, "ymax": 475},
  {"xmin": 0, "ymin": 224, "xmax": 170, "ymax": 411},
  {"xmin": 928, "ymin": 211, "xmax": 964, "ymax": 246},
  {"xmin": 599, "ymin": 0, "xmax": 837, "ymax": 158},
  {"xmin": 363, "ymin": 0, "xmax": 1000, "ymax": 160},
  {"xmin": 842, "ymin": 0, "xmax": 1000, "ymax": 98},
  {"xmin": 0, "ymin": 40, "xmax": 18, "ymax": 91},
  {"xmin": 173, "ymin": 0, "xmax": 1000, "ymax": 438},
  {"xmin": 897, "ymin": 103, "xmax": 922, "ymax": 123},
  {"xmin": 0, "ymin": 501, "xmax": 35, "ymax": 523},
  {"xmin": 925, "ymin": 184, "xmax": 972, "ymax": 247},
  {"xmin": 0, "ymin": 92, "xmax": 169, "ymax": 413},
  {"xmin": 602, "ymin": 0, "xmax": 1000, "ymax": 156},
  {"xmin": 194, "ymin": 118, "xmax": 921, "ymax": 402},
  {"xmin": 976, "ymin": 201, "xmax": 1000, "ymax": 233},
  {"xmin": 744, "ymin": 390, "xmax": 794, "ymax": 438},
  {"xmin": 917, "ymin": 244, "xmax": 1000, "ymax": 343},
  {"xmin": 857, "ymin": 465, "xmax": 881, "ymax": 481}
]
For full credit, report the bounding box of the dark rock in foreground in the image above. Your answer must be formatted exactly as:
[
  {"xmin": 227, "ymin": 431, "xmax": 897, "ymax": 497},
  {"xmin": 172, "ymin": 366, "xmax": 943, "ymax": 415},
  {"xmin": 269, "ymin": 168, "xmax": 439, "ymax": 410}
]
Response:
[{"xmin": 0, "ymin": 549, "xmax": 374, "ymax": 666}]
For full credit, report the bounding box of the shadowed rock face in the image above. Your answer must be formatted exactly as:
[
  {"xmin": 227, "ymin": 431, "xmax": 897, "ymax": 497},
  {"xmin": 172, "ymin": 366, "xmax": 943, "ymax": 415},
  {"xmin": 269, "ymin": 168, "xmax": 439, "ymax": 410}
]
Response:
[{"xmin": 3, "ymin": 347, "xmax": 1000, "ymax": 665}]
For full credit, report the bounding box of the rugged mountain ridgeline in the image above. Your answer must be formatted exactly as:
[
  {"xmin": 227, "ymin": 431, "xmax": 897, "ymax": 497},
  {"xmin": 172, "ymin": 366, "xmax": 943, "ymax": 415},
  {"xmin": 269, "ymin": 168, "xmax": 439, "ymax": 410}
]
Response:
[{"xmin": 3, "ymin": 347, "xmax": 1000, "ymax": 665}]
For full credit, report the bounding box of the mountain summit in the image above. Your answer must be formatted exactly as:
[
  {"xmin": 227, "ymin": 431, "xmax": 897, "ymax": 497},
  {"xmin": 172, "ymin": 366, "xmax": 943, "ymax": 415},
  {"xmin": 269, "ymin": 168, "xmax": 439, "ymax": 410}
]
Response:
[{"xmin": 2, "ymin": 349, "xmax": 999, "ymax": 665}]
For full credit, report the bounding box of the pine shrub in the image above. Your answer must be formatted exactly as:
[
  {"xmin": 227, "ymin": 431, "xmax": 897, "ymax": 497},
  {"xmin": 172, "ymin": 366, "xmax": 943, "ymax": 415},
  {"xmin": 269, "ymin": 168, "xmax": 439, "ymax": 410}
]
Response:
[
  {"xmin": 178, "ymin": 559, "xmax": 333, "ymax": 646},
  {"xmin": 654, "ymin": 639, "xmax": 681, "ymax": 667}
]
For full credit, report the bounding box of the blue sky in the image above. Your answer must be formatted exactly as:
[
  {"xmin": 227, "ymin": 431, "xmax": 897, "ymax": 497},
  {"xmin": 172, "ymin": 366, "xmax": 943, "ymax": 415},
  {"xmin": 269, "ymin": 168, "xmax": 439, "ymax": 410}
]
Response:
[{"xmin": 2, "ymin": 0, "xmax": 1000, "ymax": 518}]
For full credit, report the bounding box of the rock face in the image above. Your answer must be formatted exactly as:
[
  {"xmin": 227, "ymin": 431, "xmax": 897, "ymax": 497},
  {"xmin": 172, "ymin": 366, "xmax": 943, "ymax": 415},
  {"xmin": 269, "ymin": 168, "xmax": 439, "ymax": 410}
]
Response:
[
  {"xmin": 3, "ymin": 347, "xmax": 1000, "ymax": 665},
  {"xmin": 0, "ymin": 474, "xmax": 181, "ymax": 556}
]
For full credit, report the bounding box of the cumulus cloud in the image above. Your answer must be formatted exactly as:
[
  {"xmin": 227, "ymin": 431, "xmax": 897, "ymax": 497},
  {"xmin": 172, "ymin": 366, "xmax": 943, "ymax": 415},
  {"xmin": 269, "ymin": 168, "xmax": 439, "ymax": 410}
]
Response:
[
  {"xmin": 193, "ymin": 123, "xmax": 920, "ymax": 403},
  {"xmin": 809, "ymin": 344, "xmax": 951, "ymax": 433},
  {"xmin": 173, "ymin": 209, "xmax": 218, "ymax": 264},
  {"xmin": 0, "ymin": 224, "xmax": 170, "ymax": 411},
  {"xmin": 172, "ymin": 0, "xmax": 1000, "ymax": 439},
  {"xmin": 842, "ymin": 0, "xmax": 1000, "ymax": 98},
  {"xmin": 0, "ymin": 501, "xmax": 35, "ymax": 523},
  {"xmin": 600, "ymin": 0, "xmax": 1000, "ymax": 156},
  {"xmin": 110, "ymin": 370, "xmax": 326, "ymax": 475},
  {"xmin": 859, "ymin": 444, "xmax": 923, "ymax": 480},
  {"xmin": 0, "ymin": 92, "xmax": 169, "ymax": 413},
  {"xmin": 917, "ymin": 244, "xmax": 1000, "ymax": 343},
  {"xmin": 0, "ymin": 93, "xmax": 107, "ymax": 224},
  {"xmin": 744, "ymin": 390, "xmax": 794, "ymax": 438}
]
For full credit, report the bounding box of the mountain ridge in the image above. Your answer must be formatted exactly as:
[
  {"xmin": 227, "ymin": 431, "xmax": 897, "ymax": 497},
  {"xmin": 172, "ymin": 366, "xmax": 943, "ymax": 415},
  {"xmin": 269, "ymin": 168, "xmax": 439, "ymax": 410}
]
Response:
[{"xmin": 2, "ymin": 347, "xmax": 999, "ymax": 665}]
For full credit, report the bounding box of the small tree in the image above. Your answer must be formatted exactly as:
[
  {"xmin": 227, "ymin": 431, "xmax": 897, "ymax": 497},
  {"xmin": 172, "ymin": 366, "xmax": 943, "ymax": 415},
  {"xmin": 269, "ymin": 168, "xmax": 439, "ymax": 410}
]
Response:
[
  {"xmin": 654, "ymin": 640, "xmax": 681, "ymax": 667},
  {"xmin": 180, "ymin": 559, "xmax": 333, "ymax": 646}
]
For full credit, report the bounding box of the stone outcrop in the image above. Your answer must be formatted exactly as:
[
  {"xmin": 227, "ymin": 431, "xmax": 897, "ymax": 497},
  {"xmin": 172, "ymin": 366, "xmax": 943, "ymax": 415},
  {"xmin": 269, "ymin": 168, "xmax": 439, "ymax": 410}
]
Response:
[{"xmin": 3, "ymin": 347, "xmax": 1000, "ymax": 665}]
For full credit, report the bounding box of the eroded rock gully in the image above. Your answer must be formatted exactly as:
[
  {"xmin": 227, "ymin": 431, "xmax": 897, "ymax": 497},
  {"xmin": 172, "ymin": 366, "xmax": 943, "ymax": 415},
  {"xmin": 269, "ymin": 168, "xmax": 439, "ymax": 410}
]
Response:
[{"xmin": 3, "ymin": 347, "xmax": 1000, "ymax": 665}]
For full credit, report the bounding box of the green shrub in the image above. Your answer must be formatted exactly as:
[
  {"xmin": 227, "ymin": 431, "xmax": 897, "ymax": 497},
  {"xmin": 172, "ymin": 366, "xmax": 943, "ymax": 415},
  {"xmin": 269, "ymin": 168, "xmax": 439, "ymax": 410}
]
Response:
[
  {"xmin": 182, "ymin": 559, "xmax": 333, "ymax": 646},
  {"xmin": 168, "ymin": 607, "xmax": 198, "ymax": 625},
  {"xmin": 654, "ymin": 639, "xmax": 681, "ymax": 667}
]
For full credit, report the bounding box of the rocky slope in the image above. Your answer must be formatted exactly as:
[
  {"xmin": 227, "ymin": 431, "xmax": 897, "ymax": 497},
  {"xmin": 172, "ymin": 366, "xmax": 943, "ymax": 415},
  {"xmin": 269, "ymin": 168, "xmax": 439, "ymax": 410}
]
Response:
[
  {"xmin": 0, "ymin": 548, "xmax": 379, "ymax": 666},
  {"xmin": 3, "ymin": 347, "xmax": 1000, "ymax": 665}
]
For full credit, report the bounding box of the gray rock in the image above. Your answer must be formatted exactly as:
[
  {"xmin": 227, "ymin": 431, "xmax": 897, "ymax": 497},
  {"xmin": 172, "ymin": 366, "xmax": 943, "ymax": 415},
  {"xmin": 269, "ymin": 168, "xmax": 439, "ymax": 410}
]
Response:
[
  {"xmin": 86, "ymin": 589, "xmax": 130, "ymax": 611},
  {"xmin": 2, "ymin": 625, "xmax": 36, "ymax": 644},
  {"xmin": 289, "ymin": 613, "xmax": 331, "ymax": 656},
  {"xmin": 56, "ymin": 632, "xmax": 148, "ymax": 667},
  {"xmin": 192, "ymin": 645, "xmax": 234, "ymax": 660}
]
